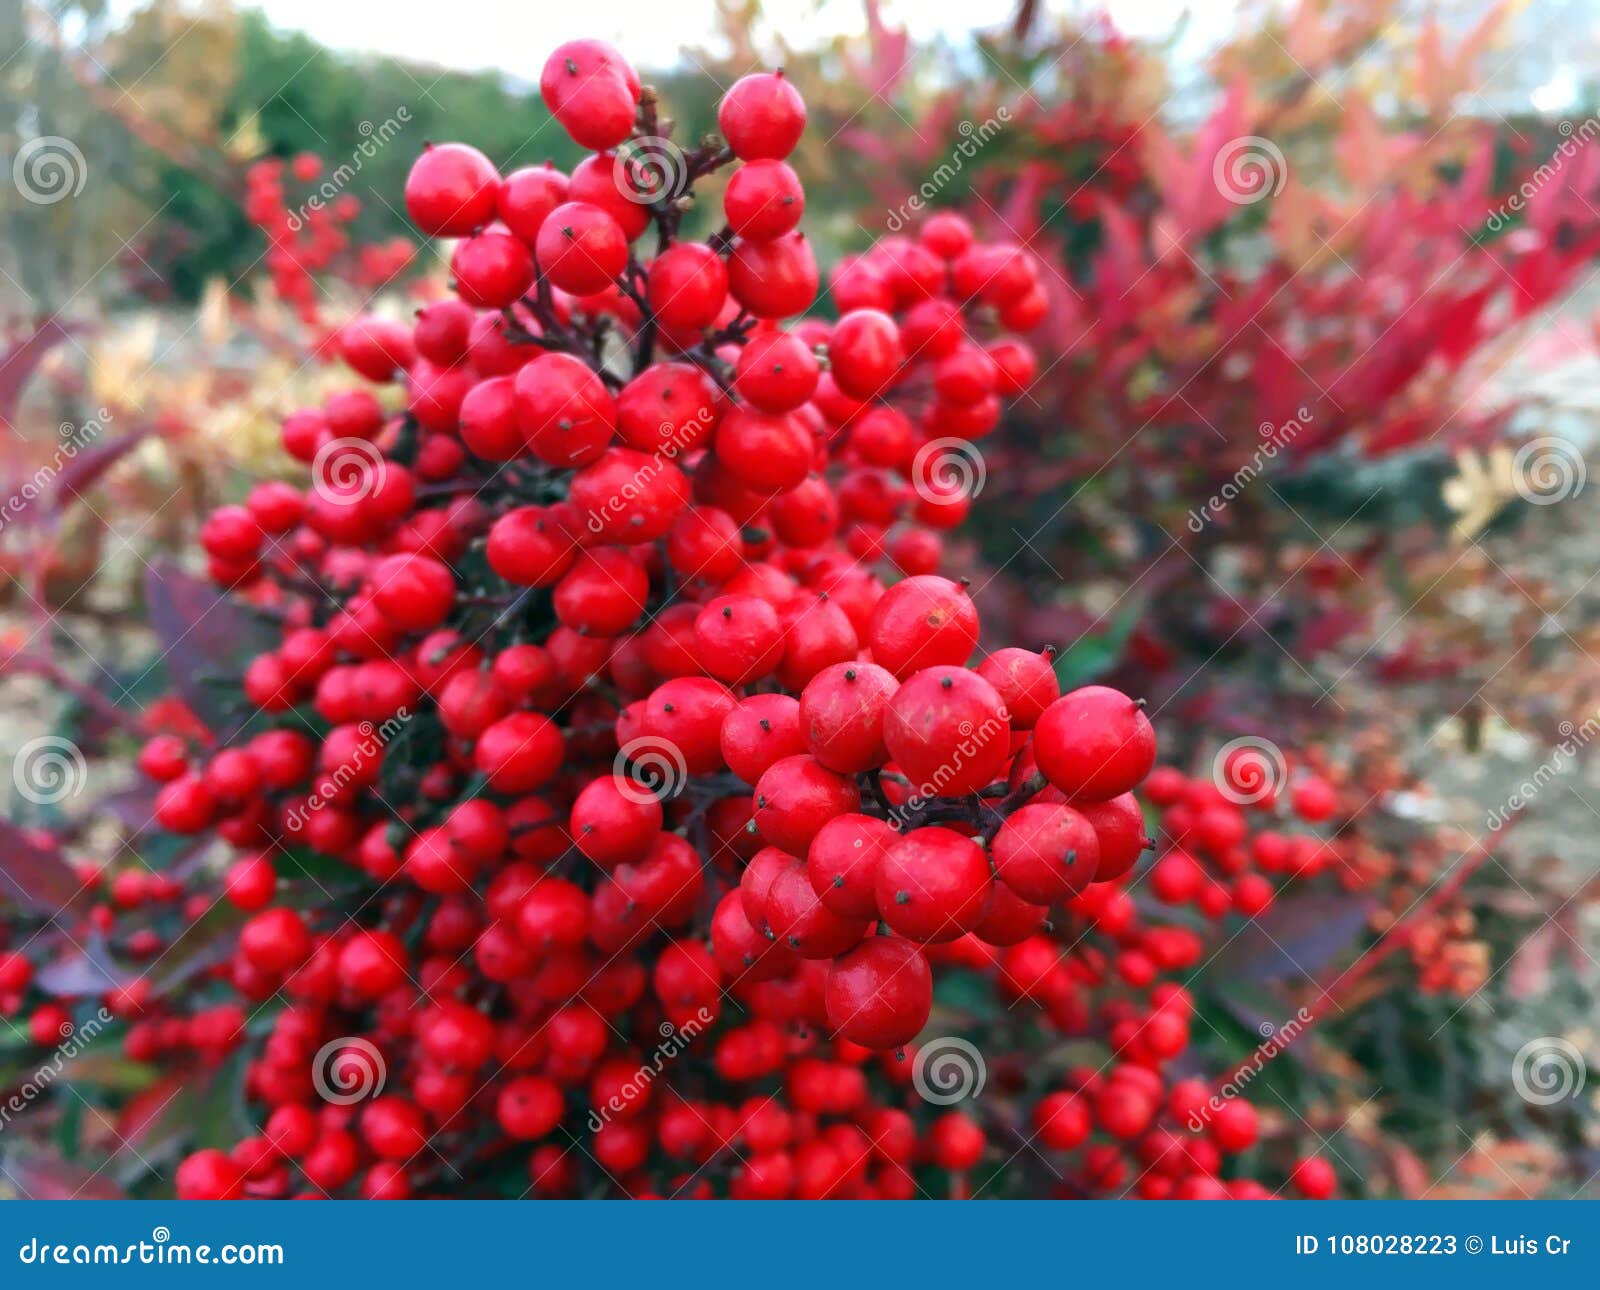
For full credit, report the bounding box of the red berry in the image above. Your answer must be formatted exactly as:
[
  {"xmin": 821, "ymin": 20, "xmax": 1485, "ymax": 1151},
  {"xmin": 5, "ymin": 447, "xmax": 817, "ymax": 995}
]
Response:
[
  {"xmin": 497, "ymin": 163, "xmax": 569, "ymax": 243},
  {"xmin": 1291, "ymin": 1155, "xmax": 1337, "ymax": 1199},
  {"xmin": 798, "ymin": 661, "xmax": 898, "ymax": 773},
  {"xmin": 724, "ymin": 159, "xmax": 805, "ymax": 239},
  {"xmin": 647, "ymin": 243, "xmax": 729, "ymax": 332},
  {"xmin": 975, "ymin": 648, "xmax": 1060, "ymax": 729},
  {"xmin": 875, "ymin": 826, "xmax": 992, "ymax": 943},
  {"xmin": 450, "ymin": 230, "xmax": 535, "ymax": 308},
  {"xmin": 868, "ymin": 576, "xmax": 979, "ymax": 679},
  {"xmin": 806, "ymin": 812, "xmax": 896, "ymax": 921},
  {"xmin": 828, "ymin": 310, "xmax": 903, "ymax": 400},
  {"xmin": 728, "ymin": 232, "xmax": 818, "ymax": 318},
  {"xmin": 734, "ymin": 330, "xmax": 819, "ymax": 413},
  {"xmin": 882, "ymin": 666, "xmax": 1011, "ymax": 798},
  {"xmin": 825, "ymin": 935, "xmax": 931, "ymax": 1049},
  {"xmin": 753, "ymin": 754, "xmax": 861, "ymax": 854},
  {"xmin": 405, "ymin": 143, "xmax": 499, "ymax": 237},
  {"xmin": 540, "ymin": 40, "xmax": 640, "ymax": 151},
  {"xmin": 536, "ymin": 201, "xmax": 628, "ymax": 296},
  {"xmin": 1032, "ymin": 686, "xmax": 1156, "ymax": 801},
  {"xmin": 718, "ymin": 72, "xmax": 807, "ymax": 160},
  {"xmin": 992, "ymin": 803, "xmax": 1101, "ymax": 905}
]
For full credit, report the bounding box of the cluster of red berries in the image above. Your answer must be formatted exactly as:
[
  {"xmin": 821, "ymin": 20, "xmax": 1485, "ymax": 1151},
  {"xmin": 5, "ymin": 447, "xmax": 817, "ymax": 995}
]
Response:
[
  {"xmin": 1143, "ymin": 756, "xmax": 1337, "ymax": 920},
  {"xmin": 1, "ymin": 40, "xmax": 1355, "ymax": 1202},
  {"xmin": 244, "ymin": 154, "xmax": 414, "ymax": 323}
]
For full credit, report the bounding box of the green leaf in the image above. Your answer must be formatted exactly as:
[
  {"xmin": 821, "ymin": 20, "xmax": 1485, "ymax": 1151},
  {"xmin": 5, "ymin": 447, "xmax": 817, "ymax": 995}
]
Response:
[{"xmin": 1054, "ymin": 596, "xmax": 1145, "ymax": 689}]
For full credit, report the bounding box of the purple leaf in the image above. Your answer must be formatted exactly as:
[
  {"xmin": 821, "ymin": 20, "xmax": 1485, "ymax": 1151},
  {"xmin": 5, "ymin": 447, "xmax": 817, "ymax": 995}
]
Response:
[
  {"xmin": 1212, "ymin": 888, "xmax": 1376, "ymax": 983},
  {"xmin": 50, "ymin": 427, "xmax": 150, "ymax": 515},
  {"xmin": 34, "ymin": 936, "xmax": 132, "ymax": 996},
  {"xmin": 0, "ymin": 818, "xmax": 86, "ymax": 916},
  {"xmin": 1, "ymin": 1150, "xmax": 123, "ymax": 1200},
  {"xmin": 0, "ymin": 317, "xmax": 83, "ymax": 434},
  {"xmin": 142, "ymin": 559, "xmax": 273, "ymax": 739}
]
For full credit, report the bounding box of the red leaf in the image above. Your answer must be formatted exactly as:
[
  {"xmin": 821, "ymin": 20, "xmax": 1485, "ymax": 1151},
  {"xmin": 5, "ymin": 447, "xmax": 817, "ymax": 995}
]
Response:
[
  {"xmin": 0, "ymin": 317, "xmax": 83, "ymax": 434},
  {"xmin": 0, "ymin": 818, "xmax": 86, "ymax": 916}
]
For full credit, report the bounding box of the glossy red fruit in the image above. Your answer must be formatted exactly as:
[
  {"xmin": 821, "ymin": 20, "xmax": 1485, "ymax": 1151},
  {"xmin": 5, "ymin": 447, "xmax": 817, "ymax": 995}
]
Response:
[
  {"xmin": 828, "ymin": 310, "xmax": 903, "ymax": 400},
  {"xmin": 1291, "ymin": 1155, "xmax": 1337, "ymax": 1199},
  {"xmin": 474, "ymin": 713, "xmax": 564, "ymax": 794},
  {"xmin": 972, "ymin": 882, "xmax": 1049, "ymax": 946},
  {"xmin": 753, "ymin": 754, "xmax": 861, "ymax": 854},
  {"xmin": 404, "ymin": 143, "xmax": 499, "ymax": 237},
  {"xmin": 875, "ymin": 827, "xmax": 993, "ymax": 943},
  {"xmin": 728, "ymin": 233, "xmax": 818, "ymax": 318},
  {"xmin": 798, "ymin": 662, "xmax": 898, "ymax": 774},
  {"xmin": 1034, "ymin": 1091, "xmax": 1092, "ymax": 1151},
  {"xmin": 515, "ymin": 352, "xmax": 616, "ymax": 467},
  {"xmin": 762, "ymin": 859, "xmax": 869, "ymax": 959},
  {"xmin": 370, "ymin": 554, "xmax": 455, "ymax": 632},
  {"xmin": 1033, "ymin": 687, "xmax": 1157, "ymax": 801},
  {"xmin": 724, "ymin": 159, "xmax": 805, "ymax": 239},
  {"xmin": 1291, "ymin": 776, "xmax": 1338, "ymax": 822},
  {"xmin": 992, "ymin": 803, "xmax": 1101, "ymax": 904},
  {"xmin": 734, "ymin": 330, "xmax": 819, "ymax": 413},
  {"xmin": 824, "ymin": 936, "xmax": 931, "ymax": 1049},
  {"xmin": 175, "ymin": 1148, "xmax": 246, "ymax": 1200},
  {"xmin": 539, "ymin": 40, "xmax": 641, "ymax": 151},
  {"xmin": 1075, "ymin": 793, "xmax": 1147, "ymax": 883},
  {"xmin": 450, "ymin": 230, "xmax": 535, "ymax": 307},
  {"xmin": 867, "ymin": 576, "xmax": 979, "ymax": 679},
  {"xmin": 535, "ymin": 201, "xmax": 628, "ymax": 295},
  {"xmin": 718, "ymin": 71, "xmax": 807, "ymax": 160},
  {"xmin": 641, "ymin": 677, "xmax": 738, "ymax": 775},
  {"xmin": 975, "ymin": 648, "xmax": 1060, "ymax": 729},
  {"xmin": 882, "ymin": 666, "xmax": 1011, "ymax": 798},
  {"xmin": 571, "ymin": 447, "xmax": 690, "ymax": 544},
  {"xmin": 1210, "ymin": 1098, "xmax": 1259, "ymax": 1153},
  {"xmin": 693, "ymin": 594, "xmax": 785, "ymax": 685},
  {"xmin": 497, "ymin": 163, "xmax": 570, "ymax": 243},
  {"xmin": 570, "ymin": 776, "xmax": 662, "ymax": 868},
  {"xmin": 714, "ymin": 406, "xmax": 814, "ymax": 491},
  {"xmin": 646, "ymin": 243, "xmax": 729, "ymax": 332},
  {"xmin": 616, "ymin": 361, "xmax": 722, "ymax": 455},
  {"xmin": 553, "ymin": 548, "xmax": 649, "ymax": 635},
  {"xmin": 720, "ymin": 694, "xmax": 806, "ymax": 784},
  {"xmin": 806, "ymin": 813, "xmax": 896, "ymax": 921}
]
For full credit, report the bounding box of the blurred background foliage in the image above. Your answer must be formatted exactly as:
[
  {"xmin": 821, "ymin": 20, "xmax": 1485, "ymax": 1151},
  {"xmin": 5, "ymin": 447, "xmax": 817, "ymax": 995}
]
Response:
[{"xmin": 2, "ymin": 0, "xmax": 1600, "ymax": 1196}]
